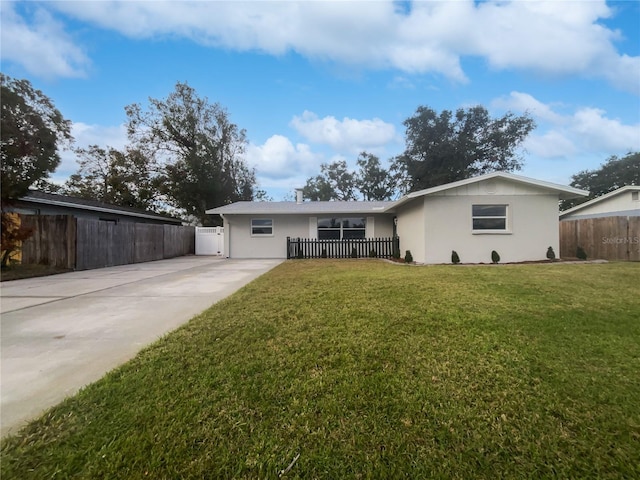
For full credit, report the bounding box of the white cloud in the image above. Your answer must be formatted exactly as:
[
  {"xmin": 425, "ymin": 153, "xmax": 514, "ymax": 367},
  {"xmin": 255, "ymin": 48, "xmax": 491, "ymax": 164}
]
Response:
[
  {"xmin": 571, "ymin": 108, "xmax": 640, "ymax": 152},
  {"xmin": 0, "ymin": 2, "xmax": 89, "ymax": 78},
  {"xmin": 41, "ymin": 0, "xmax": 638, "ymax": 93},
  {"xmin": 290, "ymin": 111, "xmax": 396, "ymax": 153},
  {"xmin": 524, "ymin": 131, "xmax": 578, "ymax": 159},
  {"xmin": 493, "ymin": 92, "xmax": 565, "ymax": 124},
  {"xmin": 245, "ymin": 135, "xmax": 323, "ymax": 180},
  {"xmin": 493, "ymin": 92, "xmax": 640, "ymax": 160}
]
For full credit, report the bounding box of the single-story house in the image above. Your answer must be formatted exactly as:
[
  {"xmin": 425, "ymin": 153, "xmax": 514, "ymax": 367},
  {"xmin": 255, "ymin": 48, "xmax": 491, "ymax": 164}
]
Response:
[
  {"xmin": 8, "ymin": 190, "xmax": 183, "ymax": 225},
  {"xmin": 207, "ymin": 172, "xmax": 588, "ymax": 263},
  {"xmin": 559, "ymin": 186, "xmax": 640, "ymax": 220}
]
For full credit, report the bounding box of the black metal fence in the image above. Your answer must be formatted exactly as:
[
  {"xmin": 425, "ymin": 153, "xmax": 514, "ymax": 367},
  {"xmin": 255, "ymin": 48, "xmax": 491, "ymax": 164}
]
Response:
[{"xmin": 287, "ymin": 237, "xmax": 399, "ymax": 259}]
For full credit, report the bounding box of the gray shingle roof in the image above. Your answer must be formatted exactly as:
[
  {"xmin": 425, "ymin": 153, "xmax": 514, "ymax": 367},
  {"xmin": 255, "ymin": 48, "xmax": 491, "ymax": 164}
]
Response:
[
  {"xmin": 21, "ymin": 190, "xmax": 184, "ymax": 224},
  {"xmin": 207, "ymin": 201, "xmax": 396, "ymax": 215}
]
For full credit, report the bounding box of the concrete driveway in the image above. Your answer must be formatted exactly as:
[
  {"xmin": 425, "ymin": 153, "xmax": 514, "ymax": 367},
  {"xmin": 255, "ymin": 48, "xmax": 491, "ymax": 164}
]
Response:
[{"xmin": 0, "ymin": 256, "xmax": 283, "ymax": 438}]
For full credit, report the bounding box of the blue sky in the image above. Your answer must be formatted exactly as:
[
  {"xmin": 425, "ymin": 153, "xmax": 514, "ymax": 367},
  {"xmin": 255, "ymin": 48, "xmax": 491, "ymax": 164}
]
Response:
[{"xmin": 2, "ymin": 0, "xmax": 639, "ymax": 201}]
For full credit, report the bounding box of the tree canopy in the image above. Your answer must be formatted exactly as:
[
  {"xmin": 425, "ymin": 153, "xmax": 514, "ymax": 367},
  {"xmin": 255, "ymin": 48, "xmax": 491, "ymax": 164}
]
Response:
[
  {"xmin": 392, "ymin": 105, "xmax": 535, "ymax": 192},
  {"xmin": 302, "ymin": 153, "xmax": 396, "ymax": 201},
  {"xmin": 125, "ymin": 82, "xmax": 256, "ymax": 224},
  {"xmin": 64, "ymin": 145, "xmax": 163, "ymax": 212},
  {"xmin": 1, "ymin": 74, "xmax": 72, "ymax": 202},
  {"xmin": 356, "ymin": 152, "xmax": 396, "ymax": 201},
  {"xmin": 561, "ymin": 152, "xmax": 640, "ymax": 210}
]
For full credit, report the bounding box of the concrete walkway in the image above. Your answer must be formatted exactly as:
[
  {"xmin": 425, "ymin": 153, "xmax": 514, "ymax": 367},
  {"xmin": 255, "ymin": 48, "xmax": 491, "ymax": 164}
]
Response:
[{"xmin": 0, "ymin": 256, "xmax": 283, "ymax": 438}]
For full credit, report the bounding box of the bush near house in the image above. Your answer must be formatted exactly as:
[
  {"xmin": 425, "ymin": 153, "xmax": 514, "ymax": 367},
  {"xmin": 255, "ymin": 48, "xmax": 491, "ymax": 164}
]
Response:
[
  {"xmin": 576, "ymin": 245, "xmax": 588, "ymax": 260},
  {"xmin": 404, "ymin": 250, "xmax": 414, "ymax": 263},
  {"xmin": 491, "ymin": 250, "xmax": 500, "ymax": 263},
  {"xmin": 451, "ymin": 250, "xmax": 461, "ymax": 264},
  {"xmin": 546, "ymin": 246, "xmax": 556, "ymax": 260},
  {"xmin": 2, "ymin": 261, "xmax": 639, "ymax": 479}
]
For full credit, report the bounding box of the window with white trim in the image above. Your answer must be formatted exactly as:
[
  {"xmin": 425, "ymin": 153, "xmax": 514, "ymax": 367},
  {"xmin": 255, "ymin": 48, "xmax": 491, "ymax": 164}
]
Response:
[
  {"xmin": 472, "ymin": 205, "xmax": 508, "ymax": 232},
  {"xmin": 251, "ymin": 218, "xmax": 273, "ymax": 236},
  {"xmin": 317, "ymin": 217, "xmax": 366, "ymax": 239}
]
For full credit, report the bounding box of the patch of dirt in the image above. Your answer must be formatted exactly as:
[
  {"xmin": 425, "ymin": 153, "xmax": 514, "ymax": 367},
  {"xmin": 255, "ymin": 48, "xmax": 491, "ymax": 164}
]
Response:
[{"xmin": 0, "ymin": 264, "xmax": 72, "ymax": 282}]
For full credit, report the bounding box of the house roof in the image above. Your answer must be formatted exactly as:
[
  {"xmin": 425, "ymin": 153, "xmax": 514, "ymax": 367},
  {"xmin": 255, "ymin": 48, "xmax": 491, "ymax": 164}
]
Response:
[
  {"xmin": 206, "ymin": 172, "xmax": 588, "ymax": 217},
  {"xmin": 206, "ymin": 200, "xmax": 395, "ymax": 215},
  {"xmin": 392, "ymin": 171, "xmax": 588, "ymax": 209},
  {"xmin": 559, "ymin": 185, "xmax": 640, "ymax": 219},
  {"xmin": 19, "ymin": 190, "xmax": 184, "ymax": 224}
]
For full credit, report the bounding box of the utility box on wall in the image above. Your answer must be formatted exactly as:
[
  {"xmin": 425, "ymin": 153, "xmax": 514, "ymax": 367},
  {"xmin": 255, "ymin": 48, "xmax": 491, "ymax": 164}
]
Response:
[{"xmin": 195, "ymin": 226, "xmax": 224, "ymax": 256}]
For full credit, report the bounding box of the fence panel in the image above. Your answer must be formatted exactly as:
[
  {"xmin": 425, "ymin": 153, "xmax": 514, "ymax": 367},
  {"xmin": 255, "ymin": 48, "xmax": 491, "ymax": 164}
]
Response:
[
  {"xmin": 164, "ymin": 225, "xmax": 196, "ymax": 258},
  {"xmin": 134, "ymin": 224, "xmax": 164, "ymax": 263},
  {"xmin": 287, "ymin": 237, "xmax": 398, "ymax": 260},
  {"xmin": 76, "ymin": 218, "xmax": 137, "ymax": 270},
  {"xmin": 560, "ymin": 216, "xmax": 640, "ymax": 261},
  {"xmin": 20, "ymin": 215, "xmax": 196, "ymax": 270},
  {"xmin": 20, "ymin": 215, "xmax": 76, "ymax": 269}
]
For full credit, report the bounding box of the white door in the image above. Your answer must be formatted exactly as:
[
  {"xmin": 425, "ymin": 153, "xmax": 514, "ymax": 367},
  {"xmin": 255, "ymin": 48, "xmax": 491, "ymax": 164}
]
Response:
[{"xmin": 195, "ymin": 226, "xmax": 224, "ymax": 255}]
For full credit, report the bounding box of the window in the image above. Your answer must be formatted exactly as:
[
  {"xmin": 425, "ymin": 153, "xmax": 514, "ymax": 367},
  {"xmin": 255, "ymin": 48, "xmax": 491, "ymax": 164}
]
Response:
[
  {"xmin": 318, "ymin": 217, "xmax": 366, "ymax": 239},
  {"xmin": 472, "ymin": 205, "xmax": 508, "ymax": 232},
  {"xmin": 251, "ymin": 218, "xmax": 273, "ymax": 236}
]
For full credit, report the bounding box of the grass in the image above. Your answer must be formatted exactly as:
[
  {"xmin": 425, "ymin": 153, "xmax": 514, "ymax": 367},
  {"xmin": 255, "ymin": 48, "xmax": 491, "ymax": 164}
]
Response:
[{"xmin": 2, "ymin": 260, "xmax": 639, "ymax": 479}]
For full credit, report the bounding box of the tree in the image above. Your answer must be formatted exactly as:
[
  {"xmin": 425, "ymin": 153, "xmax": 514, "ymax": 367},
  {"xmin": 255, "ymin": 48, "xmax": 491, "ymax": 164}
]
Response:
[
  {"xmin": 1, "ymin": 74, "xmax": 72, "ymax": 201},
  {"xmin": 561, "ymin": 152, "xmax": 640, "ymax": 210},
  {"xmin": 302, "ymin": 159, "xmax": 357, "ymax": 201},
  {"xmin": 392, "ymin": 105, "xmax": 535, "ymax": 191},
  {"xmin": 355, "ymin": 152, "xmax": 396, "ymax": 200},
  {"xmin": 64, "ymin": 145, "xmax": 163, "ymax": 211},
  {"xmin": 125, "ymin": 82, "xmax": 256, "ymax": 225},
  {"xmin": 302, "ymin": 154, "xmax": 396, "ymax": 201},
  {"xmin": 1, "ymin": 74, "xmax": 72, "ymax": 267}
]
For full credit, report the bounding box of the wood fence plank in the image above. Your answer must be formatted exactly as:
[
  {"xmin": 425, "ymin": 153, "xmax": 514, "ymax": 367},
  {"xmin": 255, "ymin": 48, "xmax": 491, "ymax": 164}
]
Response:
[{"xmin": 560, "ymin": 216, "xmax": 639, "ymax": 261}]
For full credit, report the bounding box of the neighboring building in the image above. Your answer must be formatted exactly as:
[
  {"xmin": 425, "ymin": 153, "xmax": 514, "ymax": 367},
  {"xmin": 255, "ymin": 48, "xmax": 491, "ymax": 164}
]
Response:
[
  {"xmin": 207, "ymin": 172, "xmax": 587, "ymax": 264},
  {"xmin": 9, "ymin": 190, "xmax": 183, "ymax": 226},
  {"xmin": 559, "ymin": 186, "xmax": 640, "ymax": 220}
]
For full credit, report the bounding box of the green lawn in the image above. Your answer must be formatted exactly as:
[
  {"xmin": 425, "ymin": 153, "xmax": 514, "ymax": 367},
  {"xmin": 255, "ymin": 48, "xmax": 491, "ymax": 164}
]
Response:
[{"xmin": 2, "ymin": 261, "xmax": 639, "ymax": 479}]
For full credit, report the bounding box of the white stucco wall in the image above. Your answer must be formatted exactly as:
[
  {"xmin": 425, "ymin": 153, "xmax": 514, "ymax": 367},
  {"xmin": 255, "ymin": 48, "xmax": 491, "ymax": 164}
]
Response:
[
  {"xmin": 222, "ymin": 213, "xmax": 395, "ymax": 258},
  {"xmin": 423, "ymin": 193, "xmax": 559, "ymax": 263},
  {"xmin": 561, "ymin": 189, "xmax": 640, "ymax": 219},
  {"xmin": 395, "ymin": 199, "xmax": 426, "ymax": 261},
  {"xmin": 398, "ymin": 178, "xmax": 562, "ymax": 264}
]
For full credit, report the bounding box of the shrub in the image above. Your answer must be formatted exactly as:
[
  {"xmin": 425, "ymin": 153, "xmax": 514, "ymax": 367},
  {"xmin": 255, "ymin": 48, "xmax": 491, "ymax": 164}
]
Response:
[
  {"xmin": 350, "ymin": 247, "xmax": 358, "ymax": 258},
  {"xmin": 491, "ymin": 250, "xmax": 500, "ymax": 264},
  {"xmin": 392, "ymin": 246, "xmax": 401, "ymax": 259},
  {"xmin": 546, "ymin": 246, "xmax": 556, "ymax": 260},
  {"xmin": 321, "ymin": 248, "xmax": 327, "ymax": 258},
  {"xmin": 368, "ymin": 249, "xmax": 377, "ymax": 258},
  {"xmin": 451, "ymin": 250, "xmax": 460, "ymax": 264},
  {"xmin": 576, "ymin": 246, "xmax": 588, "ymax": 260},
  {"xmin": 296, "ymin": 249, "xmax": 304, "ymax": 259},
  {"xmin": 404, "ymin": 250, "xmax": 413, "ymax": 263}
]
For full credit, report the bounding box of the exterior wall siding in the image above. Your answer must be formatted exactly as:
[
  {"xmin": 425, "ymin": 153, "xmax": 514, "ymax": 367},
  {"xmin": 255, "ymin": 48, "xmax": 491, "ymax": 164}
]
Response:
[
  {"xmin": 222, "ymin": 214, "xmax": 395, "ymax": 258},
  {"xmin": 561, "ymin": 190, "xmax": 640, "ymax": 219},
  {"xmin": 395, "ymin": 199, "xmax": 426, "ymax": 262},
  {"xmin": 423, "ymin": 194, "xmax": 559, "ymax": 263}
]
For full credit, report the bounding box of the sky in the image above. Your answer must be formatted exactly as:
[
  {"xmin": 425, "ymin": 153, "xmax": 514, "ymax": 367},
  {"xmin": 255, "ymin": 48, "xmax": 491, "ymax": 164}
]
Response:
[{"xmin": 1, "ymin": 0, "xmax": 639, "ymax": 201}]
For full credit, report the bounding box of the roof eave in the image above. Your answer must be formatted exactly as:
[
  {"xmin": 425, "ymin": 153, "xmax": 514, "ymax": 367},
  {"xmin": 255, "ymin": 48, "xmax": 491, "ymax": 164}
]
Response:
[
  {"xmin": 559, "ymin": 185, "xmax": 639, "ymax": 217},
  {"xmin": 391, "ymin": 172, "xmax": 588, "ymax": 208},
  {"xmin": 21, "ymin": 196, "xmax": 183, "ymax": 224}
]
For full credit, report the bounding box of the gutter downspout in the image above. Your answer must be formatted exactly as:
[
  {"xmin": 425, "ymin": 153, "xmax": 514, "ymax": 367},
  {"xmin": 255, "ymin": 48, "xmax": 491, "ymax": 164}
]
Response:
[{"xmin": 220, "ymin": 213, "xmax": 230, "ymax": 258}]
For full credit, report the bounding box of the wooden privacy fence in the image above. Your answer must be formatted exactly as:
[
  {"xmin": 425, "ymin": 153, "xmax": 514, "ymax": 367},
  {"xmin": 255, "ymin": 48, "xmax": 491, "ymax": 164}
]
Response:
[
  {"xmin": 20, "ymin": 215, "xmax": 195, "ymax": 270},
  {"xmin": 560, "ymin": 216, "xmax": 640, "ymax": 261},
  {"xmin": 287, "ymin": 237, "xmax": 399, "ymax": 259}
]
